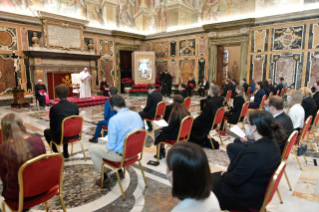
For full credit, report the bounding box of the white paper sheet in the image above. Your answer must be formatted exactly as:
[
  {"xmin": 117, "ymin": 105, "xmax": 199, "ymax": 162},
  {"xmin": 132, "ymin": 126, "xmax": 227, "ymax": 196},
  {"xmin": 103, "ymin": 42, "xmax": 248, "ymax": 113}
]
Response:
[
  {"xmin": 153, "ymin": 119, "xmax": 168, "ymax": 127},
  {"xmin": 230, "ymin": 125, "xmax": 246, "ymax": 138},
  {"xmin": 140, "ymin": 105, "xmax": 145, "ymax": 109},
  {"xmin": 98, "ymin": 136, "xmax": 108, "ymax": 144}
]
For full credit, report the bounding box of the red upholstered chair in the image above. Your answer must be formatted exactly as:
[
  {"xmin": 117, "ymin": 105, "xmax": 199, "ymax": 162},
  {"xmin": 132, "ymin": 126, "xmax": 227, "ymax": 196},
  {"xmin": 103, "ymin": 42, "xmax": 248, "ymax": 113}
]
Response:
[
  {"xmin": 101, "ymin": 129, "xmax": 148, "ymax": 200},
  {"xmin": 217, "ymin": 93, "xmax": 221, "ymax": 97},
  {"xmin": 156, "ymin": 116, "xmax": 194, "ymax": 162},
  {"xmin": 101, "ymin": 125, "xmax": 108, "ymax": 136},
  {"xmin": 50, "ymin": 115, "xmax": 87, "ymax": 161},
  {"xmin": 208, "ymin": 107, "xmax": 225, "ymax": 148},
  {"xmin": 224, "ymin": 90, "xmax": 232, "ymax": 108},
  {"xmin": 308, "ymin": 110, "xmax": 319, "ymax": 146},
  {"xmin": 228, "ymin": 161, "xmax": 287, "ymax": 212},
  {"xmin": 184, "ymin": 97, "xmax": 191, "ymax": 110},
  {"xmin": 224, "ymin": 102, "xmax": 249, "ymax": 130},
  {"xmin": 276, "ymin": 90, "xmax": 280, "ymax": 96},
  {"xmin": 246, "ymin": 87, "xmax": 251, "ymax": 98},
  {"xmin": 1, "ymin": 153, "xmax": 66, "ymax": 212},
  {"xmin": 143, "ymin": 101, "xmax": 166, "ymax": 122},
  {"xmin": 250, "ymin": 95, "xmax": 266, "ymax": 110},
  {"xmin": 280, "ymin": 88, "xmax": 285, "ymax": 97},
  {"xmin": 269, "ymin": 92, "xmax": 273, "ymax": 98}
]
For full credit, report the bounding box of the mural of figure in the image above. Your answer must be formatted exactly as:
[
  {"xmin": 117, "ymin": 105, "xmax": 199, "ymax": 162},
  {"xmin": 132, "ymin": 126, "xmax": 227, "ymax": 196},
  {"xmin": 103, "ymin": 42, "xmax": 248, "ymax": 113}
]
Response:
[
  {"xmin": 0, "ymin": 0, "xmax": 16, "ymax": 9},
  {"xmin": 147, "ymin": 15, "xmax": 156, "ymax": 32},
  {"xmin": 91, "ymin": 6, "xmax": 104, "ymax": 25},
  {"xmin": 201, "ymin": 0, "xmax": 218, "ymax": 23},
  {"xmin": 27, "ymin": 0, "xmax": 43, "ymax": 10},
  {"xmin": 157, "ymin": 2, "xmax": 168, "ymax": 32},
  {"xmin": 118, "ymin": 0, "xmax": 135, "ymax": 28}
]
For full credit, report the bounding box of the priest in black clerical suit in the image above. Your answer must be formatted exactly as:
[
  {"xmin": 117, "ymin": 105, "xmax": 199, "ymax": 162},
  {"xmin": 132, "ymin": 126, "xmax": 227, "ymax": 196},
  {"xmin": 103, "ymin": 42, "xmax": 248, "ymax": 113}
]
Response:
[{"xmin": 34, "ymin": 79, "xmax": 47, "ymax": 107}]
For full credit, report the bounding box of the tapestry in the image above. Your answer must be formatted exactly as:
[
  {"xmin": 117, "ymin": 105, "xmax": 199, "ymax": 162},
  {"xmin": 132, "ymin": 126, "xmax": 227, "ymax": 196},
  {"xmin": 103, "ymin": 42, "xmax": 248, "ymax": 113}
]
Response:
[
  {"xmin": 170, "ymin": 41, "xmax": 176, "ymax": 57},
  {"xmin": 272, "ymin": 25, "xmax": 305, "ymax": 51},
  {"xmin": 179, "ymin": 39, "xmax": 196, "ymax": 57},
  {"xmin": 153, "ymin": 42, "xmax": 168, "ymax": 58},
  {"xmin": 101, "ymin": 59, "xmax": 114, "ymax": 86}
]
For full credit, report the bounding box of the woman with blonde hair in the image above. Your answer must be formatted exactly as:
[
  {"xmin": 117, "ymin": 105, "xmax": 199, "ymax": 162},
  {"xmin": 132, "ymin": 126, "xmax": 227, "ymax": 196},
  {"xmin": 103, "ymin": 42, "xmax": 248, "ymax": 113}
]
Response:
[
  {"xmin": 300, "ymin": 87, "xmax": 317, "ymax": 125},
  {"xmin": 0, "ymin": 113, "xmax": 45, "ymax": 206},
  {"xmin": 287, "ymin": 90, "xmax": 305, "ymax": 131}
]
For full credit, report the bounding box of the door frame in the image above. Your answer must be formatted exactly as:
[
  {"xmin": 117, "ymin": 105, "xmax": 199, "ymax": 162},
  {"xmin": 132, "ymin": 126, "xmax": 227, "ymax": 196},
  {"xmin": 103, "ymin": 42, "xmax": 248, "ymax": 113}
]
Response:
[{"xmin": 208, "ymin": 35, "xmax": 249, "ymax": 85}]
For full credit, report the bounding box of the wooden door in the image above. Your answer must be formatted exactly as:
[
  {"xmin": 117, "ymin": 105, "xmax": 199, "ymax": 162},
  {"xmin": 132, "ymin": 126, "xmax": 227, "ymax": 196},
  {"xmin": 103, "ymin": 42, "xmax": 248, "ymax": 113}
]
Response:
[{"xmin": 216, "ymin": 46, "xmax": 224, "ymax": 87}]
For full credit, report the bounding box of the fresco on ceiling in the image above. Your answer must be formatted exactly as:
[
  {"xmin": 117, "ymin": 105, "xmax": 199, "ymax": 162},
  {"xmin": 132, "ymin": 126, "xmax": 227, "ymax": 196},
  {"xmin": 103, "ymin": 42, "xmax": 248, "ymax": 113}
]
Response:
[{"xmin": 0, "ymin": 0, "xmax": 319, "ymax": 33}]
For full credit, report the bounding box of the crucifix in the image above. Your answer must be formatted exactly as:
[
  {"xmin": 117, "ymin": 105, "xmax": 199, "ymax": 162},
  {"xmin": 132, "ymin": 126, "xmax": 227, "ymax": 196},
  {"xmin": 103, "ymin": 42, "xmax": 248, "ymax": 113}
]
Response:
[{"xmin": 11, "ymin": 50, "xmax": 19, "ymax": 89}]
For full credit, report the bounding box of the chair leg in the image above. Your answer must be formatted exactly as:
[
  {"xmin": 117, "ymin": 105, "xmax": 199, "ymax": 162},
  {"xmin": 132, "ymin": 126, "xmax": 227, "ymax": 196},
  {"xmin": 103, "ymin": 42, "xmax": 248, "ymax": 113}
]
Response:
[
  {"xmin": 116, "ymin": 171, "xmax": 126, "ymax": 200},
  {"xmin": 59, "ymin": 193, "xmax": 67, "ymax": 212},
  {"xmin": 306, "ymin": 133, "xmax": 314, "ymax": 150},
  {"xmin": 2, "ymin": 202, "xmax": 6, "ymax": 212},
  {"xmin": 217, "ymin": 130, "xmax": 224, "ymax": 145},
  {"xmin": 303, "ymin": 154, "xmax": 307, "ymax": 163},
  {"xmin": 138, "ymin": 161, "xmax": 148, "ymax": 188},
  {"xmin": 284, "ymin": 170, "xmax": 292, "ymax": 191},
  {"xmin": 276, "ymin": 189, "xmax": 283, "ymax": 204},
  {"xmin": 123, "ymin": 167, "xmax": 126, "ymax": 178},
  {"xmin": 292, "ymin": 147, "xmax": 302, "ymax": 170},
  {"xmin": 71, "ymin": 143, "xmax": 74, "ymax": 155},
  {"xmin": 208, "ymin": 135, "xmax": 215, "ymax": 149},
  {"xmin": 79, "ymin": 140, "xmax": 87, "ymax": 161},
  {"xmin": 45, "ymin": 200, "xmax": 49, "ymax": 212},
  {"xmin": 101, "ymin": 163, "xmax": 105, "ymax": 188},
  {"xmin": 157, "ymin": 143, "xmax": 162, "ymax": 162},
  {"xmin": 50, "ymin": 141, "xmax": 53, "ymax": 153},
  {"xmin": 311, "ymin": 128, "xmax": 319, "ymax": 146}
]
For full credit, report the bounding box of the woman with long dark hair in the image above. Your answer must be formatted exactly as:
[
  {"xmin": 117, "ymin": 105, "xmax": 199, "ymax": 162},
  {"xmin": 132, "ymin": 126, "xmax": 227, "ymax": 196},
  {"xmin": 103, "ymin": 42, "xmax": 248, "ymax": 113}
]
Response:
[
  {"xmin": 154, "ymin": 95, "xmax": 190, "ymax": 159},
  {"xmin": 167, "ymin": 142, "xmax": 220, "ymax": 212},
  {"xmin": 0, "ymin": 113, "xmax": 46, "ymax": 206},
  {"xmin": 211, "ymin": 110, "xmax": 284, "ymax": 211}
]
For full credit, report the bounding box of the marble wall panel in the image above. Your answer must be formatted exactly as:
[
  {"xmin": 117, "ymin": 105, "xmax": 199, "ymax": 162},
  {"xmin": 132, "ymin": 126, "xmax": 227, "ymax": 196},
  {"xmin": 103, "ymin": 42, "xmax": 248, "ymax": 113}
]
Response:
[
  {"xmin": 198, "ymin": 37, "xmax": 206, "ymax": 56},
  {"xmin": 305, "ymin": 52, "xmax": 319, "ymax": 88},
  {"xmin": 0, "ymin": 26, "xmax": 18, "ymax": 51},
  {"xmin": 179, "ymin": 58, "xmax": 195, "ymax": 84},
  {"xmin": 156, "ymin": 60, "xmax": 168, "ymax": 75},
  {"xmin": 308, "ymin": 23, "xmax": 319, "ymax": 49},
  {"xmin": 250, "ymin": 55, "xmax": 267, "ymax": 82},
  {"xmin": 21, "ymin": 29, "xmax": 29, "ymax": 50},
  {"xmin": 198, "ymin": 58, "xmax": 206, "ymax": 81},
  {"xmin": 179, "ymin": 39, "xmax": 196, "ymax": 57},
  {"xmin": 100, "ymin": 39, "xmax": 114, "ymax": 57},
  {"xmin": 170, "ymin": 59, "xmax": 178, "ymax": 84},
  {"xmin": 0, "ymin": 55, "xmax": 20, "ymax": 94},
  {"xmin": 146, "ymin": 43, "xmax": 151, "ymax": 51},
  {"xmin": 100, "ymin": 59, "xmax": 114, "ymax": 86},
  {"xmin": 170, "ymin": 40, "xmax": 177, "ymax": 57},
  {"xmin": 251, "ymin": 29, "xmax": 268, "ymax": 52},
  {"xmin": 24, "ymin": 58, "xmax": 33, "ymax": 93},
  {"xmin": 153, "ymin": 42, "xmax": 168, "ymax": 58},
  {"xmin": 272, "ymin": 25, "xmax": 305, "ymax": 51}
]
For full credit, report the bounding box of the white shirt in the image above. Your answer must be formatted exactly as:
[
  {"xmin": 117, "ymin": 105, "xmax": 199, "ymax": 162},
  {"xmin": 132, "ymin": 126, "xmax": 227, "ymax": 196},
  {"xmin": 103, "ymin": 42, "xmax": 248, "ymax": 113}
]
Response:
[
  {"xmin": 171, "ymin": 192, "xmax": 221, "ymax": 212},
  {"xmin": 79, "ymin": 70, "xmax": 92, "ymax": 98},
  {"xmin": 287, "ymin": 103, "xmax": 305, "ymax": 129}
]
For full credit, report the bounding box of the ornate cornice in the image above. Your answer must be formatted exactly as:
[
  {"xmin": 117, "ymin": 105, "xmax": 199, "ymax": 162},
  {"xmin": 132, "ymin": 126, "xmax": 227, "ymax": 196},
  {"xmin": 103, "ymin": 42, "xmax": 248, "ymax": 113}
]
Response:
[
  {"xmin": 0, "ymin": 11, "xmax": 41, "ymax": 25},
  {"xmin": 86, "ymin": 26, "xmax": 113, "ymax": 35},
  {"xmin": 37, "ymin": 11, "xmax": 89, "ymax": 26},
  {"xmin": 203, "ymin": 18, "xmax": 255, "ymax": 32},
  {"xmin": 112, "ymin": 30, "xmax": 145, "ymax": 40},
  {"xmin": 145, "ymin": 27, "xmax": 204, "ymax": 40}
]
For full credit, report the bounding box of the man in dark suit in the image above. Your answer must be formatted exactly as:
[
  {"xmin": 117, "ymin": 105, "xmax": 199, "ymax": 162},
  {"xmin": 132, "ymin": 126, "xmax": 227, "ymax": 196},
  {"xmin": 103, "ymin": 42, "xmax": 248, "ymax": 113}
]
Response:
[
  {"xmin": 198, "ymin": 77, "xmax": 209, "ymax": 97},
  {"xmin": 268, "ymin": 79, "xmax": 276, "ymax": 94},
  {"xmin": 226, "ymin": 96, "xmax": 293, "ymax": 160},
  {"xmin": 231, "ymin": 79, "xmax": 238, "ymax": 98},
  {"xmin": 313, "ymin": 82, "xmax": 319, "ymax": 110},
  {"xmin": 162, "ymin": 70, "xmax": 172, "ymax": 97},
  {"xmin": 275, "ymin": 77, "xmax": 284, "ymax": 95},
  {"xmin": 34, "ymin": 79, "xmax": 47, "ymax": 107},
  {"xmin": 241, "ymin": 78, "xmax": 248, "ymax": 93},
  {"xmin": 189, "ymin": 85, "xmax": 224, "ymax": 148},
  {"xmin": 44, "ymin": 84, "xmax": 79, "ymax": 158},
  {"xmin": 221, "ymin": 79, "xmax": 232, "ymax": 97},
  {"xmin": 139, "ymin": 83, "xmax": 163, "ymax": 131}
]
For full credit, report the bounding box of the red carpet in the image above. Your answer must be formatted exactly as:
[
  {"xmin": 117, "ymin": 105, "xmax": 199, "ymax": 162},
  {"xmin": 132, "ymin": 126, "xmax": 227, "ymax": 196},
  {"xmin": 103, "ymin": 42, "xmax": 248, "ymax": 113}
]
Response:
[{"xmin": 50, "ymin": 96, "xmax": 109, "ymax": 108}]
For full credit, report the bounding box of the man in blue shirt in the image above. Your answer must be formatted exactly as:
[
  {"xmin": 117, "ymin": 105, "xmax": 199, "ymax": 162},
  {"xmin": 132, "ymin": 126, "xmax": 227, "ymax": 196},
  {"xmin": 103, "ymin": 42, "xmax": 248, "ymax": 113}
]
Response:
[
  {"xmin": 89, "ymin": 95, "xmax": 143, "ymax": 187},
  {"xmin": 89, "ymin": 87, "xmax": 118, "ymax": 143}
]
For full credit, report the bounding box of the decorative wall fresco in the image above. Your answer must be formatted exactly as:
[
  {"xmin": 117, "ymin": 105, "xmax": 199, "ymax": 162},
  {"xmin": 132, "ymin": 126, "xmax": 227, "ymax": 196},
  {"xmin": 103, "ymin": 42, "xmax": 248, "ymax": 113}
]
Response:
[
  {"xmin": 100, "ymin": 40, "xmax": 114, "ymax": 57},
  {"xmin": 0, "ymin": 54, "xmax": 20, "ymax": 94},
  {"xmin": 250, "ymin": 55, "xmax": 267, "ymax": 82},
  {"xmin": 153, "ymin": 42, "xmax": 168, "ymax": 58},
  {"xmin": 305, "ymin": 52, "xmax": 319, "ymax": 88},
  {"xmin": 146, "ymin": 43, "xmax": 151, "ymax": 51},
  {"xmin": 308, "ymin": 23, "xmax": 319, "ymax": 49},
  {"xmin": 170, "ymin": 59, "xmax": 178, "ymax": 84},
  {"xmin": 198, "ymin": 37, "xmax": 206, "ymax": 56},
  {"xmin": 179, "ymin": 58, "xmax": 195, "ymax": 84},
  {"xmin": 179, "ymin": 39, "xmax": 196, "ymax": 57},
  {"xmin": 0, "ymin": 26, "xmax": 17, "ymax": 51},
  {"xmin": 198, "ymin": 58, "xmax": 206, "ymax": 81},
  {"xmin": 155, "ymin": 60, "xmax": 168, "ymax": 75},
  {"xmin": 251, "ymin": 29, "xmax": 268, "ymax": 52},
  {"xmin": 272, "ymin": 25, "xmax": 305, "ymax": 51},
  {"xmin": 170, "ymin": 41, "xmax": 176, "ymax": 57},
  {"xmin": 269, "ymin": 53, "xmax": 303, "ymax": 89},
  {"xmin": 100, "ymin": 59, "xmax": 114, "ymax": 86}
]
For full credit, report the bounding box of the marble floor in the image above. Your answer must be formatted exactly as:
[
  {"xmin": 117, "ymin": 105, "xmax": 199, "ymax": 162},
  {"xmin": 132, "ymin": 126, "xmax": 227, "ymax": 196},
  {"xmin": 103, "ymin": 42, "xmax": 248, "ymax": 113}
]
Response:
[{"xmin": 1, "ymin": 95, "xmax": 319, "ymax": 212}]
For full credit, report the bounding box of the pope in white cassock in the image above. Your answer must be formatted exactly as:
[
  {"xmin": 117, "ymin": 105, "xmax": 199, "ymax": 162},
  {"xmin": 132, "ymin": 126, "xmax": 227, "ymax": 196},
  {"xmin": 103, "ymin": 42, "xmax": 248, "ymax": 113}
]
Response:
[{"xmin": 79, "ymin": 68, "xmax": 92, "ymax": 98}]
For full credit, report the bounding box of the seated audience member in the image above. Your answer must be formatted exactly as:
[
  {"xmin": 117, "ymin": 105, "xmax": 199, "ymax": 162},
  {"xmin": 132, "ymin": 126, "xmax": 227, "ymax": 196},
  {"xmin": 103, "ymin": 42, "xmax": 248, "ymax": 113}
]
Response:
[
  {"xmin": 44, "ymin": 85, "xmax": 79, "ymax": 158},
  {"xmin": 282, "ymin": 77, "xmax": 287, "ymax": 89},
  {"xmin": 231, "ymin": 79, "xmax": 238, "ymax": 98},
  {"xmin": 263, "ymin": 80, "xmax": 270, "ymax": 97},
  {"xmin": 168, "ymin": 142, "xmax": 221, "ymax": 212},
  {"xmin": 89, "ymin": 87, "xmax": 118, "ymax": 143},
  {"xmin": 199, "ymin": 84, "xmax": 220, "ymax": 111},
  {"xmin": 198, "ymin": 77, "xmax": 209, "ymax": 97},
  {"xmin": 248, "ymin": 81, "xmax": 265, "ymax": 108},
  {"xmin": 211, "ymin": 80, "xmax": 216, "ymax": 87},
  {"xmin": 186, "ymin": 77, "xmax": 196, "ymax": 97},
  {"xmin": 189, "ymin": 85, "xmax": 224, "ymax": 148},
  {"xmin": 34, "ymin": 79, "xmax": 48, "ymax": 107},
  {"xmin": 249, "ymin": 79, "xmax": 256, "ymax": 94},
  {"xmin": 241, "ymin": 78, "xmax": 248, "ymax": 93},
  {"xmin": 221, "ymin": 79, "xmax": 232, "ymax": 97},
  {"xmin": 227, "ymin": 96, "xmax": 292, "ymax": 160},
  {"xmin": 139, "ymin": 84, "xmax": 162, "ymax": 131},
  {"xmin": 268, "ymin": 79, "xmax": 276, "ymax": 94},
  {"xmin": 100, "ymin": 77, "xmax": 109, "ymax": 96},
  {"xmin": 212, "ymin": 111, "xmax": 284, "ymax": 211},
  {"xmin": 156, "ymin": 74, "xmax": 161, "ymax": 85},
  {"xmin": 89, "ymin": 95, "xmax": 143, "ymax": 187},
  {"xmin": 0, "ymin": 113, "xmax": 46, "ymax": 205},
  {"xmin": 154, "ymin": 95, "xmax": 190, "ymax": 159},
  {"xmin": 287, "ymin": 90, "xmax": 305, "ymax": 132},
  {"xmin": 178, "ymin": 83, "xmax": 187, "ymax": 99},
  {"xmin": 220, "ymin": 85, "xmax": 246, "ymax": 131},
  {"xmin": 313, "ymin": 82, "xmax": 319, "ymax": 110},
  {"xmin": 276, "ymin": 77, "xmax": 284, "ymax": 95},
  {"xmin": 300, "ymin": 87, "xmax": 317, "ymax": 125}
]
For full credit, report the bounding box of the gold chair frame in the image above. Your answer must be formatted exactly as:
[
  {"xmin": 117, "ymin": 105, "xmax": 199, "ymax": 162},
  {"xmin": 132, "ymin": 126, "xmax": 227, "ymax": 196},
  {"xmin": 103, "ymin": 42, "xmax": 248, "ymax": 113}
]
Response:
[
  {"xmin": 101, "ymin": 129, "xmax": 148, "ymax": 200},
  {"xmin": 307, "ymin": 110, "xmax": 319, "ymax": 148},
  {"xmin": 1, "ymin": 153, "xmax": 66, "ymax": 212},
  {"xmin": 156, "ymin": 116, "xmax": 194, "ymax": 162},
  {"xmin": 143, "ymin": 101, "xmax": 167, "ymax": 129},
  {"xmin": 223, "ymin": 102, "xmax": 249, "ymax": 131},
  {"xmin": 208, "ymin": 107, "xmax": 225, "ymax": 149},
  {"xmin": 50, "ymin": 115, "xmax": 87, "ymax": 161},
  {"xmin": 183, "ymin": 97, "xmax": 191, "ymax": 109}
]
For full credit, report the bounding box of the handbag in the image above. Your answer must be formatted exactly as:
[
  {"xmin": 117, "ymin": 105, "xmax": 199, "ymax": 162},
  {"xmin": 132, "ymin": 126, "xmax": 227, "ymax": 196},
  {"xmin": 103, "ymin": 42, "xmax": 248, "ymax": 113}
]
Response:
[{"xmin": 297, "ymin": 145, "xmax": 307, "ymax": 156}]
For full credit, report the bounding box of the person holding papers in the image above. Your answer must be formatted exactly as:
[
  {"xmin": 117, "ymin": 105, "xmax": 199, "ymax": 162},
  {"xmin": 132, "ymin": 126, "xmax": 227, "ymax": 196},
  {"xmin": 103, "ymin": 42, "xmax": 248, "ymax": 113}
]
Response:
[
  {"xmin": 186, "ymin": 76, "xmax": 196, "ymax": 97},
  {"xmin": 100, "ymin": 77, "xmax": 109, "ymax": 96},
  {"xmin": 139, "ymin": 84, "xmax": 162, "ymax": 131},
  {"xmin": 154, "ymin": 95, "xmax": 190, "ymax": 159},
  {"xmin": 79, "ymin": 67, "xmax": 92, "ymax": 99}
]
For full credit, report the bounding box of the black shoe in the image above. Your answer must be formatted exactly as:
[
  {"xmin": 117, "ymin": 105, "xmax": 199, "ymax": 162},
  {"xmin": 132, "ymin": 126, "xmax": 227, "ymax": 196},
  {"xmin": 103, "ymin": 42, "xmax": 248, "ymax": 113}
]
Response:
[
  {"xmin": 63, "ymin": 152, "xmax": 69, "ymax": 158},
  {"xmin": 89, "ymin": 138, "xmax": 98, "ymax": 143},
  {"xmin": 153, "ymin": 150, "xmax": 166, "ymax": 159}
]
